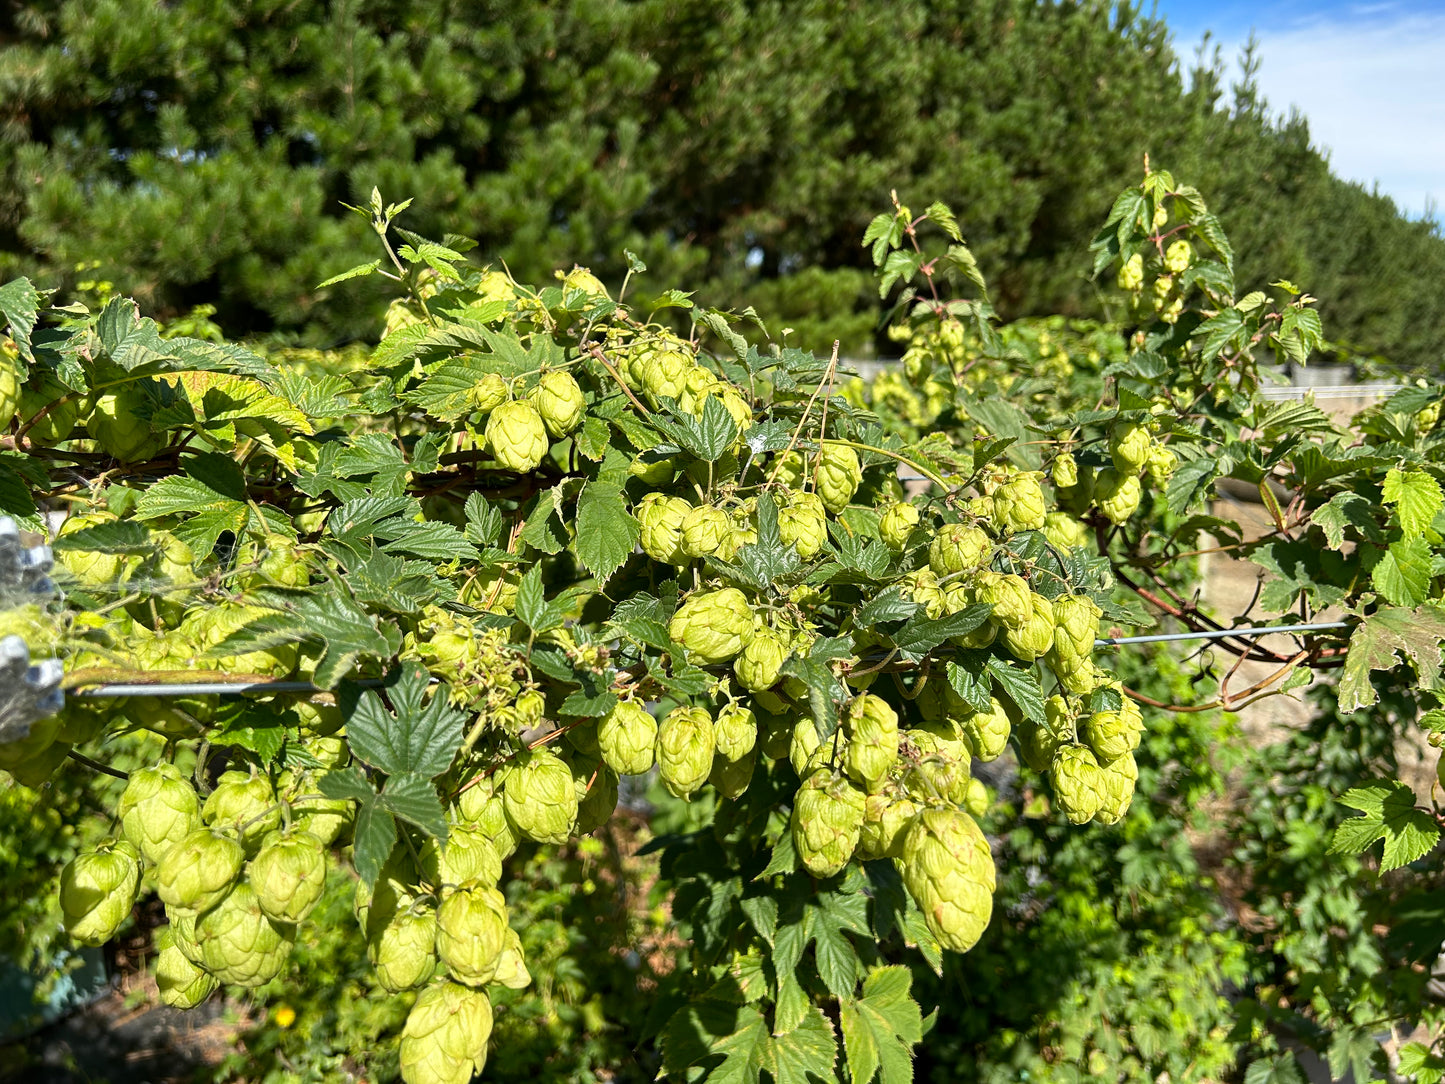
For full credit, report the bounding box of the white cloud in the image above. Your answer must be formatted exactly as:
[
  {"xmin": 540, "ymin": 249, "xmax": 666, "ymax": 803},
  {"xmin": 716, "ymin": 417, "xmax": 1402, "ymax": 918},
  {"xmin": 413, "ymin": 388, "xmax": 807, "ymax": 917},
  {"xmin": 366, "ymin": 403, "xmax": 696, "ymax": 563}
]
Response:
[{"xmin": 1212, "ymin": 3, "xmax": 1445, "ymax": 220}]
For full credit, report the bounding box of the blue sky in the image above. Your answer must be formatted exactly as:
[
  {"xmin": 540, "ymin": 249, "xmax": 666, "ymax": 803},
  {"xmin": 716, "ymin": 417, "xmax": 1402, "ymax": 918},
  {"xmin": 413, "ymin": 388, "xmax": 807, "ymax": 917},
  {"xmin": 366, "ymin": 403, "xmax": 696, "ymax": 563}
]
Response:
[{"xmin": 1151, "ymin": 0, "xmax": 1445, "ymax": 222}]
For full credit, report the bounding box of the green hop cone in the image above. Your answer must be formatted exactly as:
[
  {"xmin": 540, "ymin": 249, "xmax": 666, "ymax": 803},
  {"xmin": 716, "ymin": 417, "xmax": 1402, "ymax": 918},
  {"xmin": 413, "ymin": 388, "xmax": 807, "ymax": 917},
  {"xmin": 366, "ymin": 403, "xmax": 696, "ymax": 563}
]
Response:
[
  {"xmin": 420, "ymin": 824, "xmax": 503, "ymax": 889},
  {"xmin": 1050, "ymin": 744, "xmax": 1107, "ymax": 825},
  {"xmin": 0, "ymin": 341, "xmax": 18, "ymax": 429},
  {"xmin": 858, "ymin": 788, "xmax": 921, "ymax": 860},
  {"xmin": 1001, "ymin": 592, "xmax": 1055, "ymax": 663},
  {"xmin": 1050, "ymin": 595, "xmax": 1101, "ymax": 664},
  {"xmin": 879, "ymin": 501, "xmax": 921, "ymax": 550},
  {"xmin": 117, "ymin": 762, "xmax": 202, "ymax": 865},
  {"xmin": 974, "ymin": 571, "xmax": 1032, "ymax": 630},
  {"xmin": 656, "ymin": 705, "xmax": 715, "ymax": 799},
  {"xmin": 156, "ymin": 828, "xmax": 244, "ymax": 915},
  {"xmin": 59, "ymin": 839, "xmax": 141, "ymax": 946},
  {"xmin": 1146, "ymin": 444, "xmax": 1177, "ymax": 487},
  {"xmin": 735, "ymin": 626, "xmax": 788, "ymax": 692},
  {"xmin": 195, "ymin": 882, "xmax": 295, "ymax": 987},
  {"xmin": 842, "ymin": 694, "xmax": 899, "ymax": 793},
  {"xmin": 992, "ymin": 472, "xmax": 1047, "ymax": 533},
  {"xmin": 435, "ymin": 880, "xmax": 510, "ymax": 986},
  {"xmin": 19, "ymin": 371, "xmax": 80, "ymax": 445},
  {"xmin": 899, "ymin": 808, "xmax": 996, "ymax": 953},
  {"xmin": 154, "ymin": 930, "xmax": 219, "ymax": 1009},
  {"xmin": 202, "ymin": 769, "xmax": 281, "ymax": 853},
  {"xmin": 1081, "ymin": 692, "xmax": 1143, "ymax": 764},
  {"xmin": 469, "ymin": 372, "xmax": 509, "ymax": 414},
  {"xmin": 789, "ymin": 714, "xmax": 824, "ymax": 778},
  {"xmin": 166, "ymin": 910, "xmax": 205, "ymax": 966},
  {"xmin": 902, "ymin": 568, "xmax": 947, "ymax": 618},
  {"xmin": 636, "ymin": 493, "xmax": 691, "ymax": 565},
  {"xmin": 248, "ymin": 829, "xmax": 328, "ymax": 923},
  {"xmin": 815, "ymin": 443, "xmax": 862, "ymax": 513},
  {"xmin": 370, "ymin": 907, "xmax": 438, "ymax": 992},
  {"xmin": 1117, "ymin": 252, "xmax": 1145, "ymax": 291},
  {"xmin": 791, "ymin": 767, "xmax": 867, "ymax": 878},
  {"xmin": 640, "ymin": 344, "xmax": 694, "ymax": 403},
  {"xmin": 957, "ymin": 696, "xmax": 1011, "ymax": 762},
  {"xmin": 1093, "ymin": 752, "xmax": 1138, "ymax": 826},
  {"xmin": 485, "ymin": 400, "xmax": 549, "ymax": 472},
  {"xmin": 1107, "ymin": 422, "xmax": 1151, "ymax": 473},
  {"xmin": 928, "ymin": 523, "xmax": 991, "ymax": 577},
  {"xmin": 455, "ymin": 776, "xmax": 518, "ymax": 859},
  {"xmin": 501, "ymin": 749, "xmax": 578, "ymax": 845},
  {"xmin": 597, "ymin": 700, "xmax": 658, "ymax": 775},
  {"xmin": 491, "ymin": 926, "xmax": 532, "ymax": 990},
  {"xmin": 1163, "ymin": 239, "xmax": 1194, "ymax": 273},
  {"xmin": 709, "ymin": 749, "xmax": 756, "ymax": 799},
  {"xmin": 290, "ymin": 790, "xmax": 353, "ymax": 846},
  {"xmin": 1051, "ymin": 452, "xmax": 1078, "ymax": 489},
  {"xmin": 680, "ymin": 504, "xmax": 736, "ymax": 560},
  {"xmin": 573, "ymin": 759, "xmax": 619, "ymax": 834},
  {"xmin": 1095, "ymin": 468, "xmax": 1142, "ymax": 525},
  {"xmin": 668, "ymin": 587, "xmax": 753, "ymax": 664},
  {"xmin": 399, "ymin": 980, "xmax": 493, "ymax": 1084},
  {"xmin": 1042, "ymin": 511, "xmax": 1089, "ymax": 551},
  {"xmin": 528, "ymin": 370, "xmax": 585, "ymax": 437},
  {"xmin": 1019, "ymin": 695, "xmax": 1075, "ymax": 773},
  {"xmin": 714, "ymin": 703, "xmax": 758, "ymax": 762},
  {"xmin": 56, "ymin": 512, "xmax": 135, "ymax": 587},
  {"xmin": 89, "ymin": 384, "xmax": 166, "ymax": 462},
  {"xmin": 778, "ymin": 492, "xmax": 828, "ymax": 559}
]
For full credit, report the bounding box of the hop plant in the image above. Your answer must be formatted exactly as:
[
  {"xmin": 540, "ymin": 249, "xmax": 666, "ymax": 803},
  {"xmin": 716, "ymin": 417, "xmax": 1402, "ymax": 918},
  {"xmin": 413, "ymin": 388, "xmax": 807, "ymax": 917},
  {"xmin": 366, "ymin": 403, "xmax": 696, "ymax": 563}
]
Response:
[
  {"xmin": 202, "ymin": 769, "xmax": 281, "ymax": 853},
  {"xmin": 928, "ymin": 523, "xmax": 991, "ymax": 577},
  {"xmin": 668, "ymin": 587, "xmax": 753, "ymax": 664},
  {"xmin": 1095, "ymin": 468, "xmax": 1142, "ymax": 525},
  {"xmin": 156, "ymin": 828, "xmax": 245, "ymax": 915},
  {"xmin": 1093, "ymin": 752, "xmax": 1139, "ymax": 825},
  {"xmin": 399, "ymin": 980, "xmax": 493, "ymax": 1084},
  {"xmin": 469, "ymin": 372, "xmax": 509, "ymax": 414},
  {"xmin": 195, "ymin": 882, "xmax": 295, "ymax": 987},
  {"xmin": 249, "ymin": 829, "xmax": 328, "ymax": 923},
  {"xmin": 455, "ymin": 776, "xmax": 518, "ymax": 859},
  {"xmin": 858, "ymin": 787, "xmax": 921, "ymax": 860},
  {"xmin": 791, "ymin": 766, "xmax": 867, "ymax": 877},
  {"xmin": 778, "ymin": 492, "xmax": 828, "ymax": 558},
  {"xmin": 957, "ymin": 696, "xmax": 1012, "ymax": 762},
  {"xmin": 1107, "ymin": 422, "xmax": 1151, "ymax": 473},
  {"xmin": 879, "ymin": 501, "xmax": 921, "ymax": 550},
  {"xmin": 485, "ymin": 400, "xmax": 549, "ymax": 472},
  {"xmin": 1163, "ymin": 239, "xmax": 1194, "ymax": 273},
  {"xmin": 597, "ymin": 699, "xmax": 658, "ymax": 775},
  {"xmin": 1050, "ymin": 744, "xmax": 1107, "ymax": 824},
  {"xmin": 529, "ymin": 370, "xmax": 586, "ymax": 436},
  {"xmin": 435, "ymin": 880, "xmax": 511, "ymax": 986},
  {"xmin": 1146, "ymin": 444, "xmax": 1178, "ymax": 486},
  {"xmin": 680, "ymin": 504, "xmax": 737, "ymax": 560},
  {"xmin": 154, "ymin": 927, "xmax": 219, "ymax": 1009},
  {"xmin": 1051, "ymin": 452, "xmax": 1078, "ymax": 489},
  {"xmin": 815, "ymin": 443, "xmax": 862, "ymax": 513},
  {"xmin": 90, "ymin": 384, "xmax": 166, "ymax": 462},
  {"xmin": 635, "ymin": 493, "xmax": 691, "ymax": 565},
  {"xmin": 974, "ymin": 572, "xmax": 1032, "ymax": 629},
  {"xmin": 1081, "ymin": 691, "xmax": 1144, "ymax": 764},
  {"xmin": 59, "ymin": 839, "xmax": 141, "ymax": 946},
  {"xmin": 714, "ymin": 702, "xmax": 758, "ymax": 762},
  {"xmin": 735, "ymin": 626, "xmax": 788, "ymax": 691},
  {"xmin": 842, "ymin": 694, "xmax": 900, "ymax": 793},
  {"xmin": 657, "ymin": 705, "xmax": 715, "ymax": 799},
  {"xmin": 992, "ymin": 471, "xmax": 1047, "ymax": 533},
  {"xmin": 370, "ymin": 907, "xmax": 438, "ymax": 992},
  {"xmin": 117, "ymin": 762, "xmax": 202, "ymax": 865},
  {"xmin": 1001, "ymin": 592, "xmax": 1055, "ymax": 662},
  {"xmin": 501, "ymin": 749, "xmax": 578, "ymax": 845},
  {"xmin": 899, "ymin": 809, "xmax": 996, "ymax": 953}
]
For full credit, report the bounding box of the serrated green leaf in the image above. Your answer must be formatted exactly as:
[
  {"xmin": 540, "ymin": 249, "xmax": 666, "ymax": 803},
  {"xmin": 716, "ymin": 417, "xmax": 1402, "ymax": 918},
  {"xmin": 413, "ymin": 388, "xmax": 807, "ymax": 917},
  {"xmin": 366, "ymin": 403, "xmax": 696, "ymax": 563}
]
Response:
[
  {"xmin": 1371, "ymin": 537, "xmax": 1433, "ymax": 607},
  {"xmin": 574, "ymin": 479, "xmax": 639, "ymax": 583},
  {"xmin": 1383, "ymin": 468, "xmax": 1443, "ymax": 539},
  {"xmin": 840, "ymin": 966, "xmax": 923, "ymax": 1084},
  {"xmin": 1339, "ymin": 606, "xmax": 1445, "ymax": 712},
  {"xmin": 380, "ymin": 771, "xmax": 449, "ymax": 840},
  {"xmin": 342, "ymin": 664, "xmax": 464, "ymax": 777}
]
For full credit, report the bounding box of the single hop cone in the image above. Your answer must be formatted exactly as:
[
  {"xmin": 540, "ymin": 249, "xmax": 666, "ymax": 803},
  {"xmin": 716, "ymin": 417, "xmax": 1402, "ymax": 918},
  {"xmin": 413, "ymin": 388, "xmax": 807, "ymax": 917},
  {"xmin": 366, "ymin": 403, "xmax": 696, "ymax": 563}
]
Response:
[
  {"xmin": 491, "ymin": 926, "xmax": 532, "ymax": 990},
  {"xmin": 1019, "ymin": 695, "xmax": 1075, "ymax": 773},
  {"xmin": 778, "ymin": 492, "xmax": 828, "ymax": 559},
  {"xmin": 789, "ymin": 714, "xmax": 825, "ymax": 778},
  {"xmin": 469, "ymin": 373, "xmax": 508, "ymax": 414},
  {"xmin": 709, "ymin": 749, "xmax": 756, "ymax": 800},
  {"xmin": 815, "ymin": 443, "xmax": 862, "ymax": 513},
  {"xmin": 957, "ymin": 696, "xmax": 1012, "ymax": 762},
  {"xmin": 1163, "ymin": 239, "xmax": 1193, "ymax": 273},
  {"xmin": 1081, "ymin": 692, "xmax": 1143, "ymax": 765},
  {"xmin": 118, "ymin": 762, "xmax": 202, "ymax": 865},
  {"xmin": 1051, "ymin": 452, "xmax": 1078, "ymax": 489},
  {"xmin": 735, "ymin": 626, "xmax": 788, "ymax": 692},
  {"xmin": 899, "ymin": 809, "xmax": 995, "ymax": 953},
  {"xmin": 1108, "ymin": 422, "xmax": 1151, "ymax": 473},
  {"xmin": 154, "ymin": 929, "xmax": 219, "ymax": 1009},
  {"xmin": 974, "ymin": 571, "xmax": 1032, "ymax": 630},
  {"xmin": 90, "ymin": 384, "xmax": 166, "ymax": 462},
  {"xmin": 60, "ymin": 839, "xmax": 141, "ymax": 946},
  {"xmin": 656, "ymin": 705, "xmax": 715, "ymax": 799},
  {"xmin": 636, "ymin": 493, "xmax": 691, "ymax": 565},
  {"xmin": 156, "ymin": 828, "xmax": 244, "ymax": 915},
  {"xmin": 792, "ymin": 767, "xmax": 867, "ymax": 878},
  {"xmin": 1050, "ymin": 595, "xmax": 1101, "ymax": 665},
  {"xmin": 714, "ymin": 703, "xmax": 758, "ymax": 762},
  {"xmin": 668, "ymin": 587, "xmax": 753, "ymax": 664},
  {"xmin": 573, "ymin": 759, "xmax": 619, "ymax": 834},
  {"xmin": 858, "ymin": 788, "xmax": 921, "ymax": 860},
  {"xmin": 202, "ymin": 769, "xmax": 281, "ymax": 854},
  {"xmin": 528, "ymin": 370, "xmax": 585, "ymax": 437},
  {"xmin": 929, "ymin": 523, "xmax": 991, "ymax": 577},
  {"xmin": 420, "ymin": 824, "xmax": 503, "ymax": 889},
  {"xmin": 1050, "ymin": 744, "xmax": 1108, "ymax": 825},
  {"xmin": 249, "ymin": 828, "xmax": 328, "ymax": 923},
  {"xmin": 195, "ymin": 882, "xmax": 295, "ymax": 988},
  {"xmin": 992, "ymin": 472, "xmax": 1046, "ymax": 533},
  {"xmin": 455, "ymin": 776, "xmax": 518, "ymax": 859},
  {"xmin": 1093, "ymin": 752, "xmax": 1138, "ymax": 826},
  {"xmin": 842, "ymin": 694, "xmax": 899, "ymax": 793},
  {"xmin": 1146, "ymin": 444, "xmax": 1177, "ymax": 487},
  {"xmin": 485, "ymin": 400, "xmax": 549, "ymax": 472},
  {"xmin": 165, "ymin": 910, "xmax": 205, "ymax": 967},
  {"xmin": 1042, "ymin": 511, "xmax": 1089, "ymax": 551},
  {"xmin": 399, "ymin": 980, "xmax": 493, "ymax": 1084},
  {"xmin": 501, "ymin": 750, "xmax": 578, "ymax": 845},
  {"xmin": 370, "ymin": 908, "xmax": 438, "ymax": 992},
  {"xmin": 879, "ymin": 501, "xmax": 921, "ymax": 551},
  {"xmin": 1001, "ymin": 592, "xmax": 1055, "ymax": 662},
  {"xmin": 1095, "ymin": 468, "xmax": 1142, "ymax": 525},
  {"xmin": 597, "ymin": 700, "xmax": 658, "ymax": 775},
  {"xmin": 435, "ymin": 880, "xmax": 510, "ymax": 987},
  {"xmin": 680, "ymin": 504, "xmax": 736, "ymax": 560}
]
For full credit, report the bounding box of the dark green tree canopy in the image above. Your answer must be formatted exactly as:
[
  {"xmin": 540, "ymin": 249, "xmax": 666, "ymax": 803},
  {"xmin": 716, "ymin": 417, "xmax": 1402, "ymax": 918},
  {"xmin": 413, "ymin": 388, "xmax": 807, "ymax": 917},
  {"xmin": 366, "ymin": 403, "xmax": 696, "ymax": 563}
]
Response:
[{"xmin": 2, "ymin": 0, "xmax": 1441, "ymax": 368}]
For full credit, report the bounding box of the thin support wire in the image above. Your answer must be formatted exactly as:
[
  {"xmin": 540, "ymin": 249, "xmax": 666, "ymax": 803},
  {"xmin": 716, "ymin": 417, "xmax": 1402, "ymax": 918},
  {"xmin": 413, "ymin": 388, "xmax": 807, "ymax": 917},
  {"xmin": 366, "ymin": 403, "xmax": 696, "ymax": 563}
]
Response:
[{"xmin": 1093, "ymin": 621, "xmax": 1348, "ymax": 648}]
